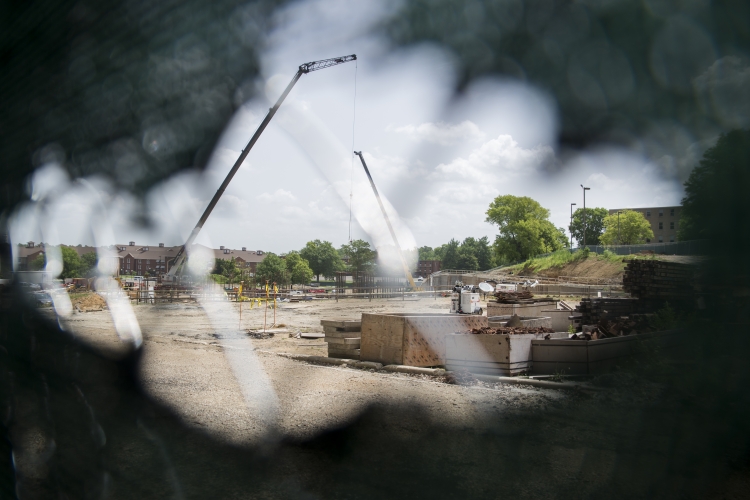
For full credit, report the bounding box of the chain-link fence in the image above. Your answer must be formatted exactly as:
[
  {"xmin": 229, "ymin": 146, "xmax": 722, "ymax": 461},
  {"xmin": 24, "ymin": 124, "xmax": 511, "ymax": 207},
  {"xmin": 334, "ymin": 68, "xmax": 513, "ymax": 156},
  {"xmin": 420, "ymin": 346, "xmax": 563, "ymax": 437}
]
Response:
[{"xmin": 579, "ymin": 240, "xmax": 708, "ymax": 256}]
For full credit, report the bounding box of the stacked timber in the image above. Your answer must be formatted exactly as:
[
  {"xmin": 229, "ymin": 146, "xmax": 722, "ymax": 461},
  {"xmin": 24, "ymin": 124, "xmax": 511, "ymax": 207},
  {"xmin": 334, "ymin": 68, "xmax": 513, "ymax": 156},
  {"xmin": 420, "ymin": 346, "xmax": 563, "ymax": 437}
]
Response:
[
  {"xmin": 576, "ymin": 297, "xmax": 644, "ymax": 325},
  {"xmin": 623, "ymin": 260, "xmax": 695, "ymax": 301},
  {"xmin": 321, "ymin": 319, "xmax": 361, "ymax": 359}
]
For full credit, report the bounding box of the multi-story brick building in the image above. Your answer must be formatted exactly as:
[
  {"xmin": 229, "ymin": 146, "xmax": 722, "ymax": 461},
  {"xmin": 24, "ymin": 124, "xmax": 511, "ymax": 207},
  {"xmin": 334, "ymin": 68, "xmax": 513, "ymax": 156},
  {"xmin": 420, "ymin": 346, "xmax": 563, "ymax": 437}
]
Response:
[
  {"xmin": 608, "ymin": 206, "xmax": 681, "ymax": 243},
  {"xmin": 13, "ymin": 241, "xmax": 265, "ymax": 278},
  {"xmin": 116, "ymin": 242, "xmax": 266, "ymax": 277},
  {"xmin": 415, "ymin": 259, "xmax": 441, "ymax": 278}
]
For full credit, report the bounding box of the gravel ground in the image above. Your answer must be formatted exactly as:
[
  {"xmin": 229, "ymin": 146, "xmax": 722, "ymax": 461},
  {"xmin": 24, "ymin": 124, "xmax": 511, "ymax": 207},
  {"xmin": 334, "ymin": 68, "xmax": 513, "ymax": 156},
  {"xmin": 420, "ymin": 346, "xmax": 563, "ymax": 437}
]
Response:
[{"xmin": 58, "ymin": 298, "xmax": 568, "ymax": 445}]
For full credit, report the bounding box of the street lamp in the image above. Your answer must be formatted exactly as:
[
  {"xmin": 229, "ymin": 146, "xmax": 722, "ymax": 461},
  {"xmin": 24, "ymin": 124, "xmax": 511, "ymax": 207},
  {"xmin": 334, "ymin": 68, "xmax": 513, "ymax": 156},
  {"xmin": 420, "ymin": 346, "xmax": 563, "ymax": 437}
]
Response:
[
  {"xmin": 580, "ymin": 185, "xmax": 590, "ymax": 247},
  {"xmin": 570, "ymin": 203, "xmax": 577, "ymax": 249}
]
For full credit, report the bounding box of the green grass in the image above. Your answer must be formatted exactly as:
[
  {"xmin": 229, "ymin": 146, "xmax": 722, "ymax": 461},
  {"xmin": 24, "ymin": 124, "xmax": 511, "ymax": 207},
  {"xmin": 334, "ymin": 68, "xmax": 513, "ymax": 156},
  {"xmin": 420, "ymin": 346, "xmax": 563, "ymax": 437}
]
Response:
[{"xmin": 503, "ymin": 249, "xmax": 626, "ymax": 275}]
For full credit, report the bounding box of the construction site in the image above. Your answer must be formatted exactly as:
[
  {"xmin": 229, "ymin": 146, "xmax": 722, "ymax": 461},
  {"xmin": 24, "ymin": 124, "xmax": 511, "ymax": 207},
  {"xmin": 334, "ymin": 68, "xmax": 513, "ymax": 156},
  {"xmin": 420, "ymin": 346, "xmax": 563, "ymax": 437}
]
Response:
[
  {"xmin": 18, "ymin": 53, "xmax": 711, "ymax": 451},
  {"xmin": 5, "ymin": 22, "xmax": 748, "ymax": 498}
]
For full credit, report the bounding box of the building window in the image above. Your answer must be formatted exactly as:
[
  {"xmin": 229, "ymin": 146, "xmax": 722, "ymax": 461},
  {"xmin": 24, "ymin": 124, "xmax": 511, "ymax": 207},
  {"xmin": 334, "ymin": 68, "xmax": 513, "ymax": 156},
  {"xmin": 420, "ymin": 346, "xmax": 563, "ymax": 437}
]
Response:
[
  {"xmin": 646, "ymin": 210, "xmax": 651, "ymax": 217},
  {"xmin": 670, "ymin": 208, "xmax": 675, "ymax": 216},
  {"xmin": 658, "ymin": 236, "xmax": 663, "ymax": 242},
  {"xmin": 646, "ymin": 238, "xmax": 651, "ymax": 243},
  {"xmin": 659, "ymin": 210, "xmax": 663, "ymax": 216},
  {"xmin": 670, "ymin": 237, "xmax": 674, "ymax": 242},
  {"xmin": 659, "ymin": 222, "xmax": 663, "ymax": 229},
  {"xmin": 670, "ymin": 222, "xmax": 674, "ymax": 230}
]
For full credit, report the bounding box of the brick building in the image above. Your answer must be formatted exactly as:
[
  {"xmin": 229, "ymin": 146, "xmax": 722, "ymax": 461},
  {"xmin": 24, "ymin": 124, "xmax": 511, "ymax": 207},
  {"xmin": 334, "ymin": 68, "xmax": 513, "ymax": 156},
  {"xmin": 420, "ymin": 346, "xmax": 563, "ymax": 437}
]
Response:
[
  {"xmin": 116, "ymin": 242, "xmax": 266, "ymax": 277},
  {"xmin": 415, "ymin": 259, "xmax": 441, "ymax": 278},
  {"xmin": 13, "ymin": 241, "xmax": 266, "ymax": 278},
  {"xmin": 608, "ymin": 206, "xmax": 681, "ymax": 243}
]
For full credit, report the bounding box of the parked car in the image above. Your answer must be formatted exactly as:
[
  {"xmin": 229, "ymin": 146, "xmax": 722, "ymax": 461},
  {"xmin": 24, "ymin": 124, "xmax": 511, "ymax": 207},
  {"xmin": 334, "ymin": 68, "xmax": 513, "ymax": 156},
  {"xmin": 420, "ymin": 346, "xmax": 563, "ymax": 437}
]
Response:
[
  {"xmin": 32, "ymin": 291, "xmax": 53, "ymax": 306},
  {"xmin": 19, "ymin": 282, "xmax": 41, "ymax": 291}
]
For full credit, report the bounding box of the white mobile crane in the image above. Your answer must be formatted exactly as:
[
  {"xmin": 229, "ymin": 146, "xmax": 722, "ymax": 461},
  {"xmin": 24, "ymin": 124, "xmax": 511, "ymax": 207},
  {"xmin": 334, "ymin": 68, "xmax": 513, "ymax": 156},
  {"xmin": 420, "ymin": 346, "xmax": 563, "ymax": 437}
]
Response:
[
  {"xmin": 353, "ymin": 151, "xmax": 420, "ymax": 290},
  {"xmin": 163, "ymin": 54, "xmax": 357, "ymax": 282}
]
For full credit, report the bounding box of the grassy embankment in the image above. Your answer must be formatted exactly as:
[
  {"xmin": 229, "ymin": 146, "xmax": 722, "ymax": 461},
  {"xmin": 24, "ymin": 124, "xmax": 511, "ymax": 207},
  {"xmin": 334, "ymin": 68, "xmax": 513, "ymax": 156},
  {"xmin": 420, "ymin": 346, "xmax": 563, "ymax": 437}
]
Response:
[{"xmin": 503, "ymin": 249, "xmax": 628, "ymax": 278}]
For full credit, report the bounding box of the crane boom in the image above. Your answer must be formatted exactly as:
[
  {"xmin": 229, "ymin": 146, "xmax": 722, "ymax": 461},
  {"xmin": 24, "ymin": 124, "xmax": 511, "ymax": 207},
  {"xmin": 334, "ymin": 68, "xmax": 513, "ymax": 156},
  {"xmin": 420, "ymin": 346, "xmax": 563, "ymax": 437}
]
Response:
[
  {"xmin": 353, "ymin": 151, "xmax": 418, "ymax": 290},
  {"xmin": 166, "ymin": 54, "xmax": 357, "ymax": 279}
]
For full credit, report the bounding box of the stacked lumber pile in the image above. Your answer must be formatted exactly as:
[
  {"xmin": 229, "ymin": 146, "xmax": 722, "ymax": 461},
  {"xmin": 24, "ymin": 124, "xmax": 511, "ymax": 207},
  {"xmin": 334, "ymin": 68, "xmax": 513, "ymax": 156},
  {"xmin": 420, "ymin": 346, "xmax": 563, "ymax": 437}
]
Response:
[
  {"xmin": 623, "ymin": 260, "xmax": 695, "ymax": 301},
  {"xmin": 576, "ymin": 297, "xmax": 643, "ymax": 325},
  {"xmin": 469, "ymin": 326, "xmax": 554, "ymax": 335},
  {"xmin": 321, "ymin": 319, "xmax": 361, "ymax": 359}
]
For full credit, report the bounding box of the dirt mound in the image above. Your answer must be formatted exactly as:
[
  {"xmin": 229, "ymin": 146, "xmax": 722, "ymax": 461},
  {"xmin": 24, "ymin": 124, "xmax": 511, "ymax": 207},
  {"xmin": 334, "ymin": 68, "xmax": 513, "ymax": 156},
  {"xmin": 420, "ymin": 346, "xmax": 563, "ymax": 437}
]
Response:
[
  {"xmin": 72, "ymin": 293, "xmax": 108, "ymax": 311},
  {"xmin": 521, "ymin": 258, "xmax": 625, "ymax": 281}
]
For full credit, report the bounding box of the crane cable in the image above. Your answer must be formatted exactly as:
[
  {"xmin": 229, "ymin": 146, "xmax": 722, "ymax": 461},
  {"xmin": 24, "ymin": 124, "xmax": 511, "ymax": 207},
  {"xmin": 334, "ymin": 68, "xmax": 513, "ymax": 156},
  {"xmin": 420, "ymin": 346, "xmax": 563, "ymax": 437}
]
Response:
[{"xmin": 348, "ymin": 60, "xmax": 358, "ymax": 242}]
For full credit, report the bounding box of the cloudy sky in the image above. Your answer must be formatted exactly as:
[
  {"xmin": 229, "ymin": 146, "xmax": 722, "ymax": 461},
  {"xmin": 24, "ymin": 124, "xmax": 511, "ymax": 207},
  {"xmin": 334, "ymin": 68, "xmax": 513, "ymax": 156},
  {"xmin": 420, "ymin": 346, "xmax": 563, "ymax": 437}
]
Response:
[{"xmin": 13, "ymin": 0, "xmax": 688, "ymax": 260}]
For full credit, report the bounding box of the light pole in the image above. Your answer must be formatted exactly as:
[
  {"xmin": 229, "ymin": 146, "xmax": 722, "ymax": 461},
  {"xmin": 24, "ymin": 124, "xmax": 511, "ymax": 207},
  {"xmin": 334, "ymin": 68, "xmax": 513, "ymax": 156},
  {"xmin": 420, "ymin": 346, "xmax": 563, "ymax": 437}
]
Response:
[
  {"xmin": 570, "ymin": 203, "xmax": 577, "ymax": 249},
  {"xmin": 580, "ymin": 185, "xmax": 590, "ymax": 247},
  {"xmin": 617, "ymin": 211, "xmax": 622, "ymax": 245}
]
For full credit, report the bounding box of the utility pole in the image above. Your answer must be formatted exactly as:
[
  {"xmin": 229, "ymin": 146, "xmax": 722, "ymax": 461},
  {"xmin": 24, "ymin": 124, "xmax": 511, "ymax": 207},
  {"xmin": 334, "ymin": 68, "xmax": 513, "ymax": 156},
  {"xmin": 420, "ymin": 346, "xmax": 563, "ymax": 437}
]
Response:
[
  {"xmin": 617, "ymin": 211, "xmax": 622, "ymax": 245},
  {"xmin": 580, "ymin": 185, "xmax": 590, "ymax": 247},
  {"xmin": 570, "ymin": 202, "xmax": 577, "ymax": 249}
]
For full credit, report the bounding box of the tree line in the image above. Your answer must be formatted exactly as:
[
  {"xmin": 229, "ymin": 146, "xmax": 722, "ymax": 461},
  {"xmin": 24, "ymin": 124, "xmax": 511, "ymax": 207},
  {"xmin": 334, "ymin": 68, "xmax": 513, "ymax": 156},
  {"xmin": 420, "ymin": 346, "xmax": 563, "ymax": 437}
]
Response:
[
  {"xmin": 216, "ymin": 238, "xmax": 380, "ymax": 287},
  {"xmin": 419, "ymin": 195, "xmax": 657, "ymax": 271},
  {"xmin": 29, "ymin": 246, "xmax": 98, "ymax": 280}
]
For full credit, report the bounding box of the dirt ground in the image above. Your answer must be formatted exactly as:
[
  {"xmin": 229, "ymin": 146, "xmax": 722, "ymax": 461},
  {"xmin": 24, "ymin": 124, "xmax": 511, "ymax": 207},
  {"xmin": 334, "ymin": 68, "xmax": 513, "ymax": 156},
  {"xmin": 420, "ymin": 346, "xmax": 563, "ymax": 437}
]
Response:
[{"xmin": 54, "ymin": 296, "xmax": 565, "ymax": 446}]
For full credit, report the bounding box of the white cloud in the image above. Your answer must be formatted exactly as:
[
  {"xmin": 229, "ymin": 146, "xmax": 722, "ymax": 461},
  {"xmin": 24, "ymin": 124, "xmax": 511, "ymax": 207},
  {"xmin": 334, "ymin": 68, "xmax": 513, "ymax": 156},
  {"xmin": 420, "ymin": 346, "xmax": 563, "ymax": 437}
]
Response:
[
  {"xmin": 387, "ymin": 120, "xmax": 485, "ymax": 146},
  {"xmin": 432, "ymin": 135, "xmax": 556, "ymax": 181},
  {"xmin": 256, "ymin": 189, "xmax": 297, "ymax": 202},
  {"xmin": 585, "ymin": 173, "xmax": 624, "ymax": 192}
]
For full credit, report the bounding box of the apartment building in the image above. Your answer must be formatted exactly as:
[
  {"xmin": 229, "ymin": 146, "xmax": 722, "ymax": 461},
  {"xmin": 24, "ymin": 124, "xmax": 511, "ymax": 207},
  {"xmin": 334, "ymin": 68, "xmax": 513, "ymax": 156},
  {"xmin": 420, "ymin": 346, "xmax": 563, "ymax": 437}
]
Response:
[
  {"xmin": 608, "ymin": 206, "xmax": 681, "ymax": 243},
  {"xmin": 116, "ymin": 242, "xmax": 266, "ymax": 276},
  {"xmin": 415, "ymin": 259, "xmax": 441, "ymax": 278},
  {"xmin": 13, "ymin": 241, "xmax": 265, "ymax": 278}
]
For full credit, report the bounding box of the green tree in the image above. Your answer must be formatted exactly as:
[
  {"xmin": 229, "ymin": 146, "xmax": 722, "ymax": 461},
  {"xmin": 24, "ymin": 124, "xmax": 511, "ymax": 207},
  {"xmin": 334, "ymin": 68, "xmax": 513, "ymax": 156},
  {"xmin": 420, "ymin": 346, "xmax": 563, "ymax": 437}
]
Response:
[
  {"xmin": 340, "ymin": 239, "xmax": 377, "ymax": 274},
  {"xmin": 59, "ymin": 246, "xmax": 81, "ymax": 279},
  {"xmin": 29, "ymin": 253, "xmax": 45, "ymax": 271},
  {"xmin": 284, "ymin": 251, "xmax": 314, "ymax": 285},
  {"xmin": 600, "ymin": 210, "xmax": 654, "ymax": 245},
  {"xmin": 569, "ymin": 207, "xmax": 609, "ymax": 246},
  {"xmin": 213, "ymin": 258, "xmax": 240, "ymax": 284},
  {"xmin": 80, "ymin": 251, "xmax": 98, "ymax": 277},
  {"xmin": 300, "ymin": 240, "xmax": 344, "ymax": 280},
  {"xmin": 459, "ymin": 236, "xmax": 493, "ymax": 270},
  {"xmin": 455, "ymin": 246, "xmax": 479, "ymax": 270},
  {"xmin": 439, "ymin": 239, "xmax": 460, "ymax": 269},
  {"xmin": 486, "ymin": 195, "xmax": 566, "ymax": 263},
  {"xmin": 255, "ymin": 253, "xmax": 289, "ymax": 286},
  {"xmin": 418, "ymin": 246, "xmax": 437, "ymax": 261},
  {"xmin": 433, "ymin": 243, "xmax": 448, "ymax": 262},
  {"xmin": 678, "ymin": 129, "xmax": 750, "ymax": 242}
]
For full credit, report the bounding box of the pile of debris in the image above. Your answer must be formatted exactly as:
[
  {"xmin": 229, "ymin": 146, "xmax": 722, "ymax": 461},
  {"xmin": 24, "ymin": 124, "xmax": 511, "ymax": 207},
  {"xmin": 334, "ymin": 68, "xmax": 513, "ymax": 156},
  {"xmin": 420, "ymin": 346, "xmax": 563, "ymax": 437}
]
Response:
[
  {"xmin": 321, "ymin": 319, "xmax": 361, "ymax": 359},
  {"xmin": 570, "ymin": 314, "xmax": 655, "ymax": 341},
  {"xmin": 493, "ymin": 290, "xmax": 533, "ymax": 302},
  {"xmin": 444, "ymin": 369, "xmax": 477, "ymax": 385},
  {"xmin": 247, "ymin": 331, "xmax": 275, "ymax": 339},
  {"xmin": 469, "ymin": 326, "xmax": 554, "ymax": 335}
]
